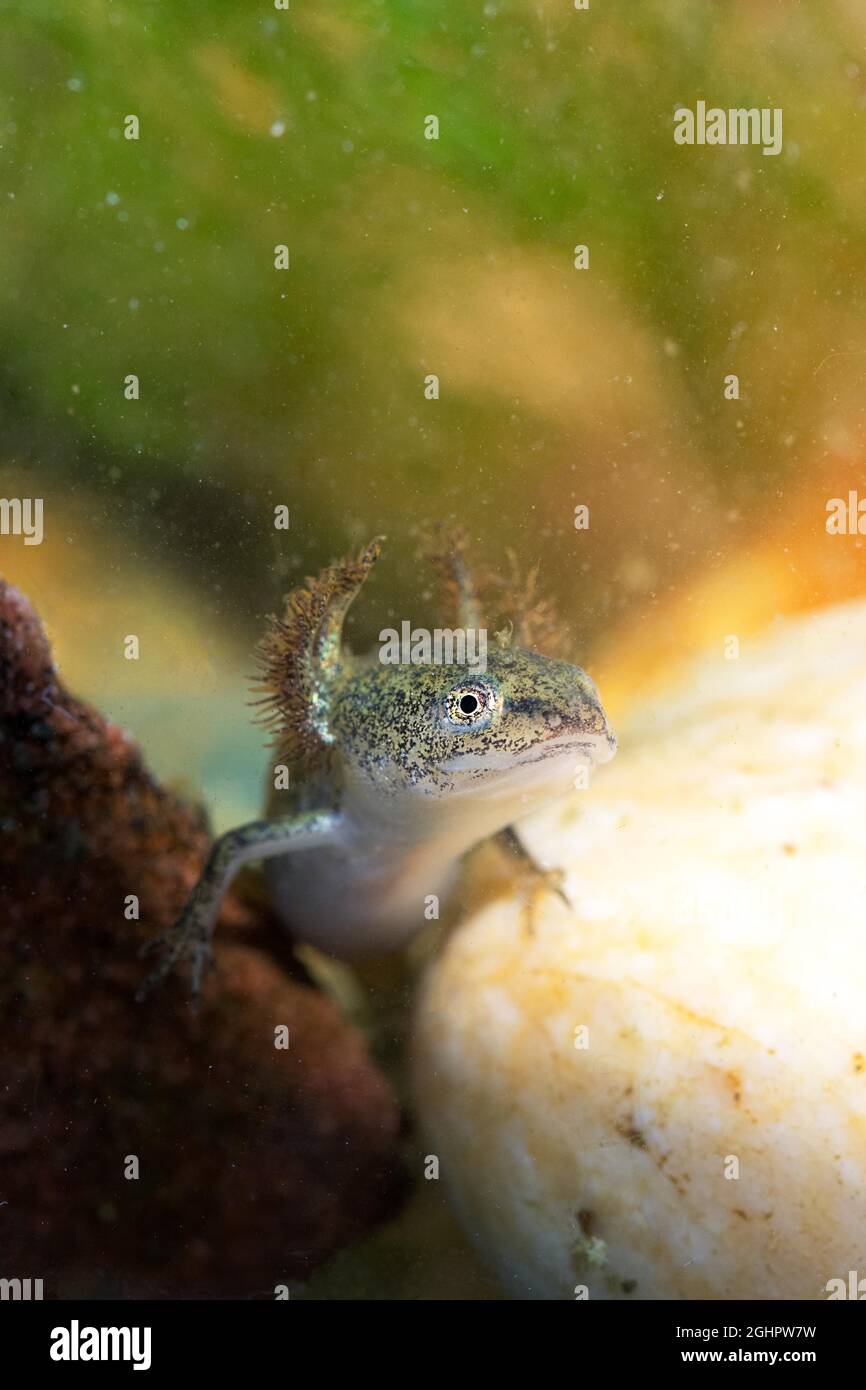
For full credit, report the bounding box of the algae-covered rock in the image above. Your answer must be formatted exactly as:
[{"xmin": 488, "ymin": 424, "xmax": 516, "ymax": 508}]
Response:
[
  {"xmin": 414, "ymin": 597, "xmax": 866, "ymax": 1299},
  {"xmin": 0, "ymin": 579, "xmax": 405, "ymax": 1297}
]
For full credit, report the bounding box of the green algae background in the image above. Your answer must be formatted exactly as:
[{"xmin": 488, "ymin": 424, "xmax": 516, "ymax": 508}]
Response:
[
  {"xmin": 3, "ymin": 0, "xmax": 866, "ymax": 1298},
  {"xmin": 4, "ymin": 1, "xmax": 866, "ymax": 642}
]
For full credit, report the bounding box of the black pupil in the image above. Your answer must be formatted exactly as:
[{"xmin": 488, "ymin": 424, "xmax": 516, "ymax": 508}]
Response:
[{"xmin": 459, "ymin": 693, "xmax": 479, "ymax": 715}]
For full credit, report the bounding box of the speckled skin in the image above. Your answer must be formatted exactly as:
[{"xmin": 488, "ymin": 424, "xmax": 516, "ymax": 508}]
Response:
[
  {"xmin": 332, "ymin": 645, "xmax": 613, "ymax": 796},
  {"xmin": 141, "ymin": 543, "xmax": 616, "ymax": 990}
]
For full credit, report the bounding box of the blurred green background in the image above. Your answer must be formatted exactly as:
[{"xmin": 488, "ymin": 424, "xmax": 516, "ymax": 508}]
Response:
[{"xmin": 3, "ymin": 0, "xmax": 866, "ymax": 802}]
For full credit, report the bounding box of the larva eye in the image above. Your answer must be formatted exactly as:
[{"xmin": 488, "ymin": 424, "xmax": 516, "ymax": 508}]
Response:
[{"xmin": 443, "ymin": 682, "xmax": 497, "ymax": 729}]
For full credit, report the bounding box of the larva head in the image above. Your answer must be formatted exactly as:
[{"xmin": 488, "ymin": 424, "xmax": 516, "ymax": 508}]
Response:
[
  {"xmin": 254, "ymin": 534, "xmax": 615, "ymax": 828},
  {"xmin": 331, "ymin": 644, "xmax": 616, "ymax": 813}
]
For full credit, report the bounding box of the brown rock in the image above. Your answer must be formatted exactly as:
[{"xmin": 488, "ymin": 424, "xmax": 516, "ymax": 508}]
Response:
[{"xmin": 0, "ymin": 580, "xmax": 405, "ymax": 1297}]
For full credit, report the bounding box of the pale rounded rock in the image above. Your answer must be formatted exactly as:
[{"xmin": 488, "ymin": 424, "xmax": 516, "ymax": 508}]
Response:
[{"xmin": 413, "ymin": 598, "xmax": 866, "ymax": 1299}]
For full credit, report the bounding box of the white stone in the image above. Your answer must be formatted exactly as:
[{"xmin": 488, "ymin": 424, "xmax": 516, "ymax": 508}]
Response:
[{"xmin": 413, "ymin": 597, "xmax": 866, "ymax": 1299}]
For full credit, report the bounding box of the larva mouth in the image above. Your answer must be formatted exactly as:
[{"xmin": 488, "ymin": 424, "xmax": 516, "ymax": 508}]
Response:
[
  {"xmin": 528, "ymin": 725, "xmax": 617, "ymax": 767},
  {"xmin": 538, "ymin": 697, "xmax": 616, "ymax": 762}
]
